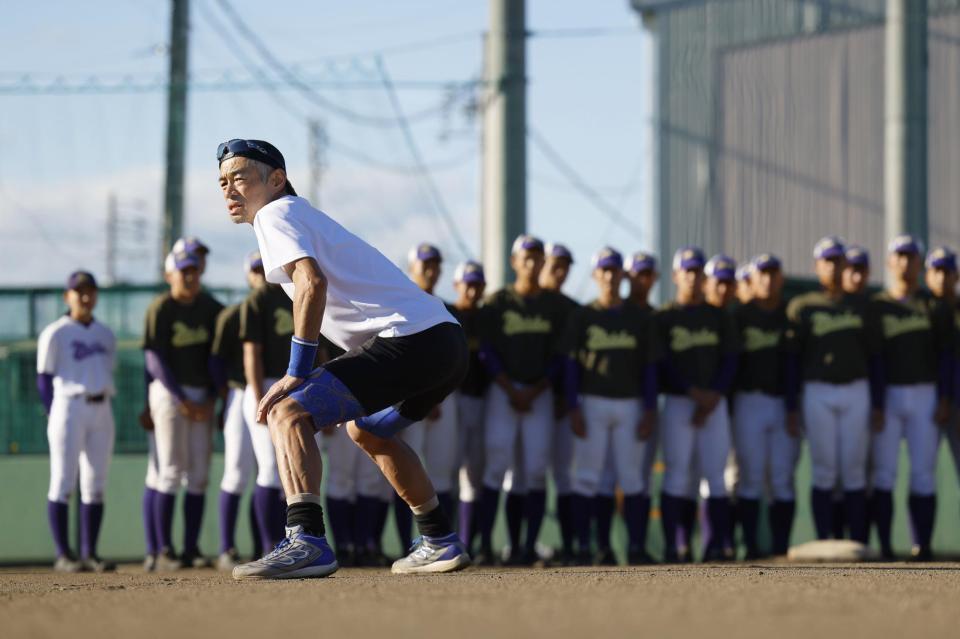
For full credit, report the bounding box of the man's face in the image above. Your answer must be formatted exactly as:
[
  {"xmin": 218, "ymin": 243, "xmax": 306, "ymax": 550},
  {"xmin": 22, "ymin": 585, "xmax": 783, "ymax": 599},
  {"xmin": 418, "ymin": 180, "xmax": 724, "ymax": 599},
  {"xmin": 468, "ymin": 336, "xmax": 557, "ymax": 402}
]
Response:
[
  {"xmin": 218, "ymin": 157, "xmax": 285, "ymax": 225},
  {"xmin": 511, "ymin": 249, "xmax": 545, "ymax": 283},
  {"xmin": 247, "ymin": 267, "xmax": 266, "ymax": 289},
  {"xmin": 455, "ymin": 281, "xmax": 485, "ymax": 307},
  {"xmin": 166, "ymin": 266, "xmax": 201, "ymax": 299},
  {"xmin": 673, "ymin": 267, "xmax": 704, "ymax": 300},
  {"xmin": 887, "ymin": 251, "xmax": 921, "ymax": 284},
  {"xmin": 64, "ymin": 285, "xmax": 97, "ymax": 317},
  {"xmin": 628, "ymin": 269, "xmax": 657, "ymax": 298},
  {"xmin": 842, "ymin": 264, "xmax": 869, "ymax": 294},
  {"xmin": 815, "ymin": 257, "xmax": 843, "ymax": 289},
  {"xmin": 593, "ymin": 266, "xmax": 623, "ymax": 297},
  {"xmin": 410, "ymin": 258, "xmax": 441, "ymax": 293},
  {"xmin": 751, "ymin": 267, "xmax": 783, "ymax": 301},
  {"xmin": 543, "ymin": 256, "xmax": 571, "ymax": 288},
  {"xmin": 926, "ymin": 267, "xmax": 958, "ymax": 298},
  {"xmin": 705, "ymin": 277, "xmax": 735, "ymax": 308}
]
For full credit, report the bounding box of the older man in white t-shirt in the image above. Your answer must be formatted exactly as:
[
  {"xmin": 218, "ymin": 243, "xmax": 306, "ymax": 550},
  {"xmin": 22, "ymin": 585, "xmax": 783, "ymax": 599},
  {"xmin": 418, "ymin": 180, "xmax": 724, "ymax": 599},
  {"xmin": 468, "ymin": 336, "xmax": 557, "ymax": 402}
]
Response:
[{"xmin": 216, "ymin": 139, "xmax": 470, "ymax": 579}]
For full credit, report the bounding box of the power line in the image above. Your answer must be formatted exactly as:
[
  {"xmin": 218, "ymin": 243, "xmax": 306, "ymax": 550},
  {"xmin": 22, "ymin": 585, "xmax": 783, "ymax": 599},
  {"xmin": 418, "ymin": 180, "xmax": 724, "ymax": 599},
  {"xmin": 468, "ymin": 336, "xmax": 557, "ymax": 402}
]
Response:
[{"xmin": 375, "ymin": 55, "xmax": 472, "ymax": 259}]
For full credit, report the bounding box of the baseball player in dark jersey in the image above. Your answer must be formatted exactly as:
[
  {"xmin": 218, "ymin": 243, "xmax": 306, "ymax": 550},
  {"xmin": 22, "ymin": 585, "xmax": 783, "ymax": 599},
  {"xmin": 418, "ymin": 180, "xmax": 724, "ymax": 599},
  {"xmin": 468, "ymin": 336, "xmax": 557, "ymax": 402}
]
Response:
[
  {"xmin": 868, "ymin": 235, "xmax": 953, "ymax": 560},
  {"xmin": 211, "ymin": 252, "xmax": 266, "ymax": 570},
  {"xmin": 142, "ymin": 250, "xmax": 224, "ymax": 570},
  {"xmin": 705, "ymin": 255, "xmax": 738, "ymax": 309},
  {"xmin": 446, "ymin": 261, "xmax": 489, "ymax": 555},
  {"xmin": 657, "ymin": 247, "xmax": 739, "ymax": 562},
  {"xmin": 173, "ymin": 236, "xmax": 210, "ymax": 274},
  {"xmin": 786, "ymin": 236, "xmax": 876, "ymax": 544},
  {"xmin": 731, "ymin": 254, "xmax": 798, "ymax": 558},
  {"xmin": 475, "ymin": 234, "xmax": 568, "ymax": 565},
  {"xmin": 540, "ymin": 242, "xmax": 580, "ymax": 564},
  {"xmin": 565, "ymin": 247, "xmax": 659, "ymax": 565}
]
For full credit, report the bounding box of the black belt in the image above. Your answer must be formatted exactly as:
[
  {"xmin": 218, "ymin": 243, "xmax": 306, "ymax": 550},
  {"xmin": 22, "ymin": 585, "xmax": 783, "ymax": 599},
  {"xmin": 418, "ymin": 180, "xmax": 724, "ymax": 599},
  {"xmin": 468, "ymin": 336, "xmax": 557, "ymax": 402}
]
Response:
[{"xmin": 85, "ymin": 394, "xmax": 106, "ymax": 404}]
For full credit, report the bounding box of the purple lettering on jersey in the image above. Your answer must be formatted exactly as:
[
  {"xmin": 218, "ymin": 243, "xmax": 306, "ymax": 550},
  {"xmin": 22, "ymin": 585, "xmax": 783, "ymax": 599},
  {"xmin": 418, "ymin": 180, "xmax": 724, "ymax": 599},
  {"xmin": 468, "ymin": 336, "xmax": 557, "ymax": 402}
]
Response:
[{"xmin": 71, "ymin": 340, "xmax": 107, "ymax": 361}]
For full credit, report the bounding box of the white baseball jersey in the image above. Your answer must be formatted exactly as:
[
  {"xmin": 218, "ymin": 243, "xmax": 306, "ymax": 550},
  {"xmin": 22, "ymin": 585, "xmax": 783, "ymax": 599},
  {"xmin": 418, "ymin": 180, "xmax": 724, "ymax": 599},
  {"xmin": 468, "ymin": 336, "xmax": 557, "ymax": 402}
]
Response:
[
  {"xmin": 37, "ymin": 315, "xmax": 116, "ymax": 396},
  {"xmin": 252, "ymin": 195, "xmax": 455, "ymax": 351}
]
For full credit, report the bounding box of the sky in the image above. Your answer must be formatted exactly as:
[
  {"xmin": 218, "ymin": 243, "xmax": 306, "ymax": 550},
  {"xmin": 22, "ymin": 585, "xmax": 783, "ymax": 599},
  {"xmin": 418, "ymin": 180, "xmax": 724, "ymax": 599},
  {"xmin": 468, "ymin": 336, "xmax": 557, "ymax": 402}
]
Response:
[{"xmin": 0, "ymin": 0, "xmax": 654, "ymax": 302}]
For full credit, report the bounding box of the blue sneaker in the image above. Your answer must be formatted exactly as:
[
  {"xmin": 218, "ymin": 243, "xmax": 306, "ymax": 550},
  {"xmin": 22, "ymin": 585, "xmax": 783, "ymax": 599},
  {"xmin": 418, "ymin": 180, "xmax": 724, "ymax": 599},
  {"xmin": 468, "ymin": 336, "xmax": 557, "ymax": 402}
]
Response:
[
  {"xmin": 391, "ymin": 533, "xmax": 471, "ymax": 574},
  {"xmin": 232, "ymin": 526, "xmax": 338, "ymax": 580}
]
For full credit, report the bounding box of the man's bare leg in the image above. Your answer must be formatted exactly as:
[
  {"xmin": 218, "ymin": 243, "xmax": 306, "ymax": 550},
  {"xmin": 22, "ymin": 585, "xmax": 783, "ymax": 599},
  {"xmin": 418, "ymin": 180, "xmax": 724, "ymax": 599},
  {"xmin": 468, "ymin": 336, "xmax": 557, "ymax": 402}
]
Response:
[
  {"xmin": 346, "ymin": 421, "xmax": 434, "ymax": 508},
  {"xmin": 268, "ymin": 397, "xmax": 323, "ymax": 498}
]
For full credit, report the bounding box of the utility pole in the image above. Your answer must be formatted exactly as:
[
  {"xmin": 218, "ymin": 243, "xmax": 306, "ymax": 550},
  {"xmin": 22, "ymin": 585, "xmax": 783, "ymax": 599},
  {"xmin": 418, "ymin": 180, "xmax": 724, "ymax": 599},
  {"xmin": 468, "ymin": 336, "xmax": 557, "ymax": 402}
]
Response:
[
  {"xmin": 161, "ymin": 0, "xmax": 189, "ymax": 275},
  {"xmin": 308, "ymin": 119, "xmax": 327, "ymax": 207},
  {"xmin": 885, "ymin": 0, "xmax": 928, "ymax": 279},
  {"xmin": 481, "ymin": 0, "xmax": 526, "ymax": 289},
  {"xmin": 106, "ymin": 193, "xmax": 117, "ymax": 285}
]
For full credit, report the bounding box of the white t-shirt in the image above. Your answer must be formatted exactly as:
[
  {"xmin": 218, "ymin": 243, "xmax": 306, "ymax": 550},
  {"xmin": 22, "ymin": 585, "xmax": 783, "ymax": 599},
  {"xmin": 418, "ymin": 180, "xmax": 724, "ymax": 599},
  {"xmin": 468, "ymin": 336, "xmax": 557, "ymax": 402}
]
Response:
[
  {"xmin": 253, "ymin": 195, "xmax": 456, "ymax": 351},
  {"xmin": 36, "ymin": 315, "xmax": 117, "ymax": 397}
]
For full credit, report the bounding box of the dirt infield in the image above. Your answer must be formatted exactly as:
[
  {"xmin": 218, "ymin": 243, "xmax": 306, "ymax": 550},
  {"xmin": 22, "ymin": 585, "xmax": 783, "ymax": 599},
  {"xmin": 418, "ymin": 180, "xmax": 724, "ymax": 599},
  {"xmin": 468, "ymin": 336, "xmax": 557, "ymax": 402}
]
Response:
[{"xmin": 3, "ymin": 563, "xmax": 960, "ymax": 639}]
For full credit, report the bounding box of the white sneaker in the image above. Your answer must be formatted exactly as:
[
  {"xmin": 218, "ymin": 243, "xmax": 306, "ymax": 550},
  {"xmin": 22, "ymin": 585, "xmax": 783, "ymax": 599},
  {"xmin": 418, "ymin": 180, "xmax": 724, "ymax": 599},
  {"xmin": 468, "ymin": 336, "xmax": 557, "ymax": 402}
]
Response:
[{"xmin": 391, "ymin": 534, "xmax": 471, "ymax": 575}]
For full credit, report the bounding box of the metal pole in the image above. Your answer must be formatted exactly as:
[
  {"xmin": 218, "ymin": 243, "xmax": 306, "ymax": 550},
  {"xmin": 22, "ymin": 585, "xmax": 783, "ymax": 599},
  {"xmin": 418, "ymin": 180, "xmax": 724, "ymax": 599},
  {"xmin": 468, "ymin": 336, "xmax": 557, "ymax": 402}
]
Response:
[
  {"xmin": 481, "ymin": 0, "xmax": 526, "ymax": 289},
  {"xmin": 308, "ymin": 119, "xmax": 327, "ymax": 207},
  {"xmin": 161, "ymin": 0, "xmax": 190, "ymax": 275},
  {"xmin": 885, "ymin": 0, "xmax": 928, "ymax": 273}
]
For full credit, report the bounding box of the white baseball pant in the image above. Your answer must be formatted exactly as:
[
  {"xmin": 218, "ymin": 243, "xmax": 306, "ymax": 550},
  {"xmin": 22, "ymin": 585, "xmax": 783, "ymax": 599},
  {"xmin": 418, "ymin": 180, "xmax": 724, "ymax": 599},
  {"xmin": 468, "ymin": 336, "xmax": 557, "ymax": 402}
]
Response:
[
  {"xmin": 457, "ymin": 393, "xmax": 486, "ymax": 503},
  {"xmin": 400, "ymin": 393, "xmax": 458, "ymax": 493},
  {"xmin": 319, "ymin": 424, "xmax": 361, "ymax": 501},
  {"xmin": 243, "ymin": 378, "xmax": 282, "ymax": 489},
  {"xmin": 47, "ymin": 395, "xmax": 115, "ymax": 503},
  {"xmin": 483, "ymin": 384, "xmax": 554, "ymax": 492},
  {"xmin": 661, "ymin": 395, "xmax": 731, "ymax": 498},
  {"xmin": 802, "ymin": 380, "xmax": 870, "ymax": 491},
  {"xmin": 220, "ymin": 386, "xmax": 255, "ymax": 495},
  {"xmin": 871, "ymin": 384, "xmax": 939, "ymax": 495},
  {"xmin": 571, "ymin": 395, "xmax": 645, "ymax": 496},
  {"xmin": 148, "ymin": 382, "xmax": 214, "ymax": 494},
  {"xmin": 732, "ymin": 392, "xmax": 800, "ymax": 501}
]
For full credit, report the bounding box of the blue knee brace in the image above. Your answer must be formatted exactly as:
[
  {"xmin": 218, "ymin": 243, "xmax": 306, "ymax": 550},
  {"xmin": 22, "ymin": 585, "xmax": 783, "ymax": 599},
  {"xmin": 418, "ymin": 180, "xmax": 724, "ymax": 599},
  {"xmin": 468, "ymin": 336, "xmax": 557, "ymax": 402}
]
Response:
[
  {"xmin": 287, "ymin": 369, "xmax": 365, "ymax": 429},
  {"xmin": 355, "ymin": 406, "xmax": 416, "ymax": 439}
]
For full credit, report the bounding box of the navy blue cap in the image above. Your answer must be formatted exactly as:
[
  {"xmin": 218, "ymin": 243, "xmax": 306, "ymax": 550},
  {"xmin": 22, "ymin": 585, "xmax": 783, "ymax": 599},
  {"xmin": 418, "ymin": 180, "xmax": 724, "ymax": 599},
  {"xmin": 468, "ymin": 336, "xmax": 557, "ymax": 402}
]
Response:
[
  {"xmin": 925, "ymin": 246, "xmax": 957, "ymax": 271},
  {"xmin": 705, "ymin": 254, "xmax": 737, "ymax": 281},
  {"xmin": 244, "ymin": 250, "xmax": 263, "ymax": 273},
  {"xmin": 591, "ymin": 247, "xmax": 623, "ymax": 270},
  {"xmin": 454, "ymin": 260, "xmax": 485, "ymax": 284},
  {"xmin": 735, "ymin": 264, "xmax": 754, "ymax": 282},
  {"xmin": 752, "ymin": 253, "xmax": 782, "ymax": 272},
  {"xmin": 173, "ymin": 236, "xmax": 210, "ymax": 256},
  {"xmin": 408, "ymin": 243, "xmax": 442, "ymax": 264},
  {"xmin": 625, "ymin": 252, "xmax": 657, "ymax": 274},
  {"xmin": 672, "ymin": 246, "xmax": 706, "ymax": 271},
  {"xmin": 888, "ymin": 234, "xmax": 924, "ymax": 256},
  {"xmin": 813, "ymin": 236, "xmax": 846, "ymax": 260},
  {"xmin": 67, "ymin": 270, "xmax": 98, "ymax": 290},
  {"xmin": 545, "ymin": 242, "xmax": 574, "ymax": 263},
  {"xmin": 217, "ymin": 139, "xmax": 297, "ymax": 196},
  {"xmin": 164, "ymin": 250, "xmax": 201, "ymax": 273},
  {"xmin": 845, "ymin": 245, "xmax": 869, "ymax": 267},
  {"xmin": 511, "ymin": 234, "xmax": 545, "ymax": 255}
]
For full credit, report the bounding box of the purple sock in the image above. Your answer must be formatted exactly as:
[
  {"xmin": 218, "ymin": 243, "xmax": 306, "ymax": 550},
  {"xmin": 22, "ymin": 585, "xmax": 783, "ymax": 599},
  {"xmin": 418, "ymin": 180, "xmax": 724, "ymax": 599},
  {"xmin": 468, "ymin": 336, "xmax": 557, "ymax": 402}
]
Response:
[
  {"xmin": 154, "ymin": 491, "xmax": 177, "ymax": 551},
  {"xmin": 183, "ymin": 492, "xmax": 205, "ymax": 554},
  {"xmin": 523, "ymin": 490, "xmax": 547, "ymax": 555},
  {"xmin": 811, "ymin": 488, "xmax": 834, "ymax": 540},
  {"xmin": 437, "ymin": 492, "xmax": 455, "ymax": 524},
  {"xmin": 249, "ymin": 497, "xmax": 262, "ymax": 557},
  {"xmin": 477, "ymin": 487, "xmax": 500, "ymax": 550},
  {"xmin": 769, "ymin": 500, "xmax": 795, "ymax": 555},
  {"xmin": 505, "ymin": 492, "xmax": 525, "ymax": 550},
  {"xmin": 354, "ymin": 495, "xmax": 378, "ymax": 551},
  {"xmin": 831, "ymin": 497, "xmax": 847, "ymax": 539},
  {"xmin": 908, "ymin": 494, "xmax": 936, "ymax": 550},
  {"xmin": 80, "ymin": 502, "xmax": 104, "ymax": 559},
  {"xmin": 737, "ymin": 498, "xmax": 760, "ymax": 553},
  {"xmin": 571, "ymin": 493, "xmax": 593, "ymax": 552},
  {"xmin": 325, "ymin": 497, "xmax": 354, "ymax": 554},
  {"xmin": 622, "ymin": 494, "xmax": 645, "ymax": 552},
  {"xmin": 47, "ymin": 500, "xmax": 70, "ymax": 558},
  {"xmin": 143, "ymin": 488, "xmax": 159, "ymax": 555},
  {"xmin": 871, "ymin": 490, "xmax": 894, "ymax": 553},
  {"xmin": 393, "ymin": 493, "xmax": 413, "ymax": 550},
  {"xmin": 706, "ymin": 497, "xmax": 732, "ymax": 553},
  {"xmin": 659, "ymin": 493, "xmax": 681, "ymax": 555},
  {"xmin": 556, "ymin": 494, "xmax": 574, "ymax": 554},
  {"xmin": 254, "ymin": 486, "xmax": 286, "ymax": 550},
  {"xmin": 458, "ymin": 500, "xmax": 475, "ymax": 547},
  {"xmin": 680, "ymin": 497, "xmax": 698, "ymax": 551},
  {"xmin": 219, "ymin": 491, "xmax": 241, "ymax": 554},
  {"xmin": 844, "ymin": 490, "xmax": 868, "ymax": 544},
  {"xmin": 593, "ymin": 495, "xmax": 615, "ymax": 551}
]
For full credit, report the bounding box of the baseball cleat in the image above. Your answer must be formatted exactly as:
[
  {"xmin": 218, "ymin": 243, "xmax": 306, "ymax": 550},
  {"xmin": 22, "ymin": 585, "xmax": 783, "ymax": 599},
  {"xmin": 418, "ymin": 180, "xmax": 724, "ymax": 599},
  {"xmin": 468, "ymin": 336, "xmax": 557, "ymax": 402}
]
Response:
[
  {"xmin": 81, "ymin": 555, "xmax": 116, "ymax": 573},
  {"xmin": 217, "ymin": 549, "xmax": 242, "ymax": 572},
  {"xmin": 181, "ymin": 549, "xmax": 212, "ymax": 569},
  {"xmin": 908, "ymin": 545, "xmax": 933, "ymax": 562},
  {"xmin": 143, "ymin": 554, "xmax": 157, "ymax": 572},
  {"xmin": 232, "ymin": 525, "xmax": 338, "ymax": 580},
  {"xmin": 53, "ymin": 554, "xmax": 85, "ymax": 573},
  {"xmin": 155, "ymin": 548, "xmax": 183, "ymax": 572},
  {"xmin": 391, "ymin": 533, "xmax": 471, "ymax": 574}
]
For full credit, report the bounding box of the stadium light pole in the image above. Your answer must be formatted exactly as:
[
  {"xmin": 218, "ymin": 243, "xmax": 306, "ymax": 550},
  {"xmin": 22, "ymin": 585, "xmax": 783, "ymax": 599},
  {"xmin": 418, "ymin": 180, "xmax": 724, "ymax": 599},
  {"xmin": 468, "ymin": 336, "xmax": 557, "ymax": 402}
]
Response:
[
  {"xmin": 481, "ymin": 0, "xmax": 527, "ymax": 289},
  {"xmin": 161, "ymin": 0, "xmax": 190, "ymax": 277},
  {"xmin": 885, "ymin": 0, "xmax": 928, "ymax": 279}
]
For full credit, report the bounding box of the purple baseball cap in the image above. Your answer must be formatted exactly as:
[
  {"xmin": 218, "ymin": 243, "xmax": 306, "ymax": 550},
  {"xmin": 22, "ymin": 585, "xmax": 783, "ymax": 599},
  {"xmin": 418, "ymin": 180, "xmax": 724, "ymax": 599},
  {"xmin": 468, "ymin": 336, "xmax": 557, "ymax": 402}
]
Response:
[
  {"xmin": 625, "ymin": 252, "xmax": 657, "ymax": 274},
  {"xmin": 454, "ymin": 260, "xmax": 485, "ymax": 284},
  {"xmin": 845, "ymin": 245, "xmax": 869, "ymax": 267},
  {"xmin": 173, "ymin": 236, "xmax": 210, "ymax": 256},
  {"xmin": 925, "ymin": 246, "xmax": 957, "ymax": 271},
  {"xmin": 888, "ymin": 234, "xmax": 924, "ymax": 256},
  {"xmin": 545, "ymin": 242, "xmax": 574, "ymax": 263},
  {"xmin": 705, "ymin": 254, "xmax": 737, "ymax": 281},
  {"xmin": 672, "ymin": 246, "xmax": 706, "ymax": 271},
  {"xmin": 511, "ymin": 234, "xmax": 545, "ymax": 255},
  {"xmin": 244, "ymin": 250, "xmax": 263, "ymax": 273},
  {"xmin": 66, "ymin": 270, "xmax": 98, "ymax": 290},
  {"xmin": 735, "ymin": 264, "xmax": 753, "ymax": 282},
  {"xmin": 164, "ymin": 249, "xmax": 201, "ymax": 274},
  {"xmin": 591, "ymin": 247, "xmax": 623, "ymax": 270},
  {"xmin": 752, "ymin": 253, "xmax": 782, "ymax": 272},
  {"xmin": 813, "ymin": 236, "xmax": 846, "ymax": 260},
  {"xmin": 408, "ymin": 243, "xmax": 442, "ymax": 264}
]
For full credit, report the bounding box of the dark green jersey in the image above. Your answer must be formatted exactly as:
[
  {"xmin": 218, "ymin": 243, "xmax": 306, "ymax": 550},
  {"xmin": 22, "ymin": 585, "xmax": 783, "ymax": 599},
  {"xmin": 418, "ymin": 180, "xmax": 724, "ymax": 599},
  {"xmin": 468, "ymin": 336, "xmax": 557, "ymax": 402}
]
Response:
[
  {"xmin": 656, "ymin": 301, "xmax": 739, "ymax": 395},
  {"xmin": 143, "ymin": 290, "xmax": 224, "ymax": 387},
  {"xmin": 211, "ymin": 304, "xmax": 245, "ymax": 389},
  {"xmin": 565, "ymin": 301, "xmax": 660, "ymax": 398},
  {"xmin": 239, "ymin": 284, "xmax": 295, "ymax": 379},
  {"xmin": 550, "ymin": 292, "xmax": 581, "ymax": 396},
  {"xmin": 869, "ymin": 291, "xmax": 952, "ymax": 385},
  {"xmin": 785, "ymin": 291, "xmax": 873, "ymax": 384},
  {"xmin": 447, "ymin": 302, "xmax": 489, "ymax": 397},
  {"xmin": 479, "ymin": 288, "xmax": 569, "ymax": 384},
  {"xmin": 734, "ymin": 301, "xmax": 789, "ymax": 395}
]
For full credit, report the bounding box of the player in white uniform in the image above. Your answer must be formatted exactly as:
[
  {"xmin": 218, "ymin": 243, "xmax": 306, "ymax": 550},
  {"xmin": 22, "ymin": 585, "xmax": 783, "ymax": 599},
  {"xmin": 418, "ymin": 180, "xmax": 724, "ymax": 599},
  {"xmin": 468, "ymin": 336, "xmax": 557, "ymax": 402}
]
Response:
[
  {"xmin": 217, "ymin": 139, "xmax": 469, "ymax": 578},
  {"xmin": 37, "ymin": 271, "xmax": 116, "ymax": 573}
]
